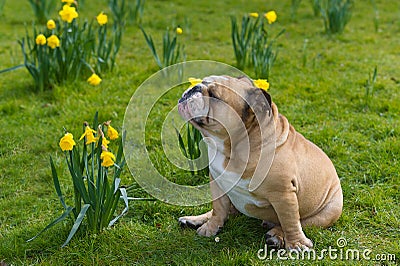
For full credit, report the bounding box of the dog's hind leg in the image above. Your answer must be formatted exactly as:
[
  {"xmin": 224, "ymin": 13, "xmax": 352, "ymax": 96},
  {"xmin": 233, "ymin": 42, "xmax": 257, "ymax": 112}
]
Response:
[{"xmin": 301, "ymin": 187, "xmax": 343, "ymax": 228}]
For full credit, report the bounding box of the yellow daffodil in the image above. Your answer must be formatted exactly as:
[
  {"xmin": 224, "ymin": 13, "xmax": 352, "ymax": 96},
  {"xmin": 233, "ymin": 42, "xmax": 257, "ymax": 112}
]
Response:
[
  {"xmin": 265, "ymin": 11, "xmax": 277, "ymax": 24},
  {"xmin": 62, "ymin": 0, "xmax": 75, "ymax": 5},
  {"xmin": 96, "ymin": 12, "xmax": 108, "ymax": 26},
  {"xmin": 249, "ymin": 12, "xmax": 259, "ymax": 18},
  {"xmin": 79, "ymin": 126, "xmax": 97, "ymax": 144},
  {"xmin": 100, "ymin": 151, "xmax": 116, "ymax": 167},
  {"xmin": 253, "ymin": 79, "xmax": 270, "ymax": 91},
  {"xmin": 59, "ymin": 4, "xmax": 78, "ymax": 23},
  {"xmin": 107, "ymin": 125, "xmax": 119, "ymax": 140},
  {"xmin": 35, "ymin": 34, "xmax": 47, "ymax": 45},
  {"xmin": 176, "ymin": 27, "xmax": 183, "ymax": 35},
  {"xmin": 59, "ymin": 132, "xmax": 76, "ymax": 151},
  {"xmin": 188, "ymin": 77, "xmax": 202, "ymax": 87},
  {"xmin": 47, "ymin": 19, "xmax": 56, "ymax": 30},
  {"xmin": 87, "ymin": 73, "xmax": 102, "ymax": 86},
  {"xmin": 47, "ymin": 35, "xmax": 60, "ymax": 49},
  {"xmin": 102, "ymin": 137, "xmax": 110, "ymax": 149}
]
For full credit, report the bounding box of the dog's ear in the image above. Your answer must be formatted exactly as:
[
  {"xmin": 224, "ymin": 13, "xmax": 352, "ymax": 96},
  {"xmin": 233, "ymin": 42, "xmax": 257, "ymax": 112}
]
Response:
[
  {"xmin": 237, "ymin": 76, "xmax": 272, "ymax": 110},
  {"xmin": 260, "ymin": 89, "xmax": 272, "ymax": 110},
  {"xmin": 245, "ymin": 88, "xmax": 272, "ymax": 117},
  {"xmin": 237, "ymin": 75, "xmax": 253, "ymax": 86}
]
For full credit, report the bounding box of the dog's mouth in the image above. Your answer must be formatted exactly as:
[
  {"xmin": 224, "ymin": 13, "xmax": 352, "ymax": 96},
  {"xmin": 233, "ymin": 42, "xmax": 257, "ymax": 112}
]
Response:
[{"xmin": 178, "ymin": 83, "xmax": 210, "ymax": 126}]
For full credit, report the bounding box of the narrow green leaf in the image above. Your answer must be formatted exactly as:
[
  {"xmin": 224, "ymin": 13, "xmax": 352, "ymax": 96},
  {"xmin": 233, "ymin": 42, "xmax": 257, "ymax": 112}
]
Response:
[
  {"xmin": 27, "ymin": 206, "xmax": 73, "ymax": 243},
  {"xmin": 0, "ymin": 64, "xmax": 25, "ymax": 74},
  {"xmin": 274, "ymin": 28, "xmax": 286, "ymax": 39},
  {"xmin": 140, "ymin": 26, "xmax": 162, "ymax": 68},
  {"xmin": 73, "ymin": 148, "xmax": 89, "ymax": 202},
  {"xmin": 113, "ymin": 178, "xmax": 121, "ymax": 194},
  {"xmin": 187, "ymin": 123, "xmax": 194, "ymax": 160},
  {"xmin": 82, "ymin": 139, "xmax": 89, "ymax": 180},
  {"xmin": 115, "ymin": 131, "xmax": 125, "ymax": 164},
  {"xmin": 113, "ymin": 159, "xmax": 125, "ymax": 180},
  {"xmin": 372, "ymin": 66, "xmax": 378, "ymax": 83},
  {"xmin": 92, "ymin": 111, "xmax": 99, "ymax": 130},
  {"xmin": 87, "ymin": 142, "xmax": 96, "ymax": 205},
  {"xmin": 174, "ymin": 127, "xmax": 188, "ymax": 158},
  {"xmin": 100, "ymin": 172, "xmax": 116, "ymax": 229},
  {"xmin": 125, "ymin": 197, "xmax": 156, "ymax": 201},
  {"xmin": 66, "ymin": 151, "xmax": 89, "ymax": 204},
  {"xmin": 61, "ymin": 204, "xmax": 90, "ymax": 248},
  {"xmin": 50, "ymin": 156, "xmax": 67, "ymax": 210},
  {"xmin": 94, "ymin": 139, "xmax": 105, "ymax": 229},
  {"xmin": 108, "ymin": 187, "xmax": 128, "ymax": 227}
]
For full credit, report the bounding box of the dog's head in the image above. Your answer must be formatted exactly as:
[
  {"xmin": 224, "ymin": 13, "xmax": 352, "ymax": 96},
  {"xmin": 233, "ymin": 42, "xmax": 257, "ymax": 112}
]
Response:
[{"xmin": 178, "ymin": 75, "xmax": 272, "ymax": 138}]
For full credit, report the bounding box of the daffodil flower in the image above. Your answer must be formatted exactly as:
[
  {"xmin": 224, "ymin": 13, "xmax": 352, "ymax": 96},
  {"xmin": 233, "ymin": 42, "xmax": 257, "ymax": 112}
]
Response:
[
  {"xmin": 35, "ymin": 34, "xmax": 47, "ymax": 45},
  {"xmin": 176, "ymin": 27, "xmax": 183, "ymax": 35},
  {"xmin": 79, "ymin": 126, "xmax": 97, "ymax": 144},
  {"xmin": 47, "ymin": 19, "xmax": 56, "ymax": 30},
  {"xmin": 102, "ymin": 137, "xmax": 110, "ymax": 149},
  {"xmin": 188, "ymin": 77, "xmax": 202, "ymax": 87},
  {"xmin": 265, "ymin": 11, "xmax": 277, "ymax": 24},
  {"xmin": 59, "ymin": 132, "xmax": 76, "ymax": 151},
  {"xmin": 59, "ymin": 4, "xmax": 78, "ymax": 23},
  {"xmin": 100, "ymin": 151, "xmax": 116, "ymax": 167},
  {"xmin": 87, "ymin": 73, "xmax": 102, "ymax": 86},
  {"xmin": 62, "ymin": 0, "xmax": 75, "ymax": 5},
  {"xmin": 96, "ymin": 12, "xmax": 108, "ymax": 26},
  {"xmin": 47, "ymin": 35, "xmax": 60, "ymax": 49},
  {"xmin": 249, "ymin": 12, "xmax": 259, "ymax": 18},
  {"xmin": 253, "ymin": 79, "xmax": 270, "ymax": 91},
  {"xmin": 107, "ymin": 125, "xmax": 119, "ymax": 140}
]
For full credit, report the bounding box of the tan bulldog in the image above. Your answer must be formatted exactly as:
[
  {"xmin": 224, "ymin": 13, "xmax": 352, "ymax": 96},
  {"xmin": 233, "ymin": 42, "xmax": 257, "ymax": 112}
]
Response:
[{"xmin": 177, "ymin": 75, "xmax": 343, "ymax": 250}]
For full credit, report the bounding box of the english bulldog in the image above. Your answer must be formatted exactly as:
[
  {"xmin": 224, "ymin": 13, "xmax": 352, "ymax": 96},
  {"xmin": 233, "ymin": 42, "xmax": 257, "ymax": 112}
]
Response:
[{"xmin": 177, "ymin": 75, "xmax": 343, "ymax": 250}]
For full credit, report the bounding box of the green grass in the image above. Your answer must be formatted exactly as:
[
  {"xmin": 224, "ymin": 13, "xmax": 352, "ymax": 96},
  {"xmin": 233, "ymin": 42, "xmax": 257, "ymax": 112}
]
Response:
[{"xmin": 0, "ymin": 0, "xmax": 399, "ymax": 265}]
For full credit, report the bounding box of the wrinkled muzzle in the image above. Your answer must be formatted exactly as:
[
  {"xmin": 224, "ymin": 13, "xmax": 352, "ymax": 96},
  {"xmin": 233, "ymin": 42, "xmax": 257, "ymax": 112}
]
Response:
[{"xmin": 178, "ymin": 84, "xmax": 209, "ymax": 123}]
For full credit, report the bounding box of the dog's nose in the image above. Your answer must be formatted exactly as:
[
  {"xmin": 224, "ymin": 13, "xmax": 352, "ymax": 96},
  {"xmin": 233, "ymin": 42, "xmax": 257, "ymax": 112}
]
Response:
[{"xmin": 179, "ymin": 85, "xmax": 202, "ymax": 103}]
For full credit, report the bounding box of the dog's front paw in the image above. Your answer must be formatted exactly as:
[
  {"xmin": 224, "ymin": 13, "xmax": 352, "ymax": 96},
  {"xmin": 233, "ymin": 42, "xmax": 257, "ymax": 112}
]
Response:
[
  {"xmin": 196, "ymin": 221, "xmax": 221, "ymax": 237},
  {"xmin": 265, "ymin": 226, "xmax": 284, "ymax": 249},
  {"xmin": 178, "ymin": 210, "xmax": 213, "ymax": 230},
  {"xmin": 178, "ymin": 216, "xmax": 206, "ymax": 230},
  {"xmin": 285, "ymin": 237, "xmax": 313, "ymax": 251}
]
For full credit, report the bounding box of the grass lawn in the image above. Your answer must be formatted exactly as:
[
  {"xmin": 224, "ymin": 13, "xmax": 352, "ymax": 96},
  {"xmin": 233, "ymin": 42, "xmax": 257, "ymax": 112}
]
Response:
[{"xmin": 0, "ymin": 0, "xmax": 399, "ymax": 265}]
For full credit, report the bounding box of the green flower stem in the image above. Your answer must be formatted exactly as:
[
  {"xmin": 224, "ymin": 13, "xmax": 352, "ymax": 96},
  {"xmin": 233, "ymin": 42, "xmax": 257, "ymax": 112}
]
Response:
[
  {"xmin": 67, "ymin": 151, "xmax": 81, "ymax": 218},
  {"xmin": 94, "ymin": 145, "xmax": 103, "ymax": 232}
]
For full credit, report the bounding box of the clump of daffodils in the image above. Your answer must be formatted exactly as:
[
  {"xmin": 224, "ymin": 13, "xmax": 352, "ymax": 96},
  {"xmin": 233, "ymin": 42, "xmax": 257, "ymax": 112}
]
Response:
[
  {"xmin": 28, "ymin": 113, "xmax": 129, "ymax": 247},
  {"xmin": 231, "ymin": 9, "xmax": 284, "ymax": 79},
  {"xmin": 62, "ymin": 120, "xmax": 120, "ymax": 168},
  {"xmin": 141, "ymin": 25, "xmax": 185, "ymax": 69},
  {"xmin": 19, "ymin": 0, "xmax": 123, "ymax": 91}
]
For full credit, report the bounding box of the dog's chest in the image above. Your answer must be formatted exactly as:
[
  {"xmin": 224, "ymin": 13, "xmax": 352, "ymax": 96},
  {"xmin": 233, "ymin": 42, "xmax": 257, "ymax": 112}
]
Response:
[{"xmin": 209, "ymin": 148, "xmax": 267, "ymax": 218}]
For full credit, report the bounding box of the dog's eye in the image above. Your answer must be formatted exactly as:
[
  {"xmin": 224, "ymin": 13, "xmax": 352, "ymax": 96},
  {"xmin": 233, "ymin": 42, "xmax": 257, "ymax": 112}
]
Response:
[{"xmin": 208, "ymin": 90, "xmax": 219, "ymax": 100}]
